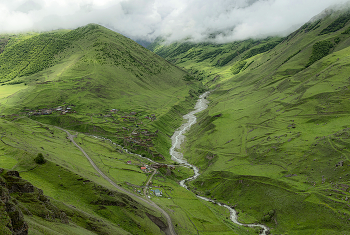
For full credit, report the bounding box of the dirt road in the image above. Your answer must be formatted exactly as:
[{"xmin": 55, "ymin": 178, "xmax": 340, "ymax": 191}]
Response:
[
  {"xmin": 144, "ymin": 169, "xmax": 157, "ymax": 196},
  {"xmin": 55, "ymin": 127, "xmax": 176, "ymax": 235}
]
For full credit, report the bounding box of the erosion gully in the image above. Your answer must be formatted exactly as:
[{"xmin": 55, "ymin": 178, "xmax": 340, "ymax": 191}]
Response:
[{"xmin": 170, "ymin": 91, "xmax": 269, "ymax": 235}]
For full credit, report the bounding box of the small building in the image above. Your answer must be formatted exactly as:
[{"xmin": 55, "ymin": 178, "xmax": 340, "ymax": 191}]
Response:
[
  {"xmin": 127, "ymin": 161, "xmax": 132, "ymax": 164},
  {"xmin": 141, "ymin": 167, "xmax": 147, "ymax": 171},
  {"xmin": 43, "ymin": 110, "xmax": 52, "ymax": 115},
  {"xmin": 154, "ymin": 189, "xmax": 162, "ymax": 197}
]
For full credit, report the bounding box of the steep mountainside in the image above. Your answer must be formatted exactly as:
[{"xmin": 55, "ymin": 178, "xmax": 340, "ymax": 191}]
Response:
[
  {"xmin": 149, "ymin": 8, "xmax": 350, "ymax": 234},
  {"xmin": 0, "ymin": 168, "xmax": 165, "ymax": 235},
  {"xmin": 0, "ymin": 24, "xmax": 215, "ymax": 235},
  {"xmin": 0, "ymin": 24, "xmax": 205, "ymax": 160},
  {"xmin": 149, "ymin": 36, "xmax": 283, "ymax": 85},
  {"xmin": 0, "ymin": 24, "xmax": 201, "ymax": 115}
]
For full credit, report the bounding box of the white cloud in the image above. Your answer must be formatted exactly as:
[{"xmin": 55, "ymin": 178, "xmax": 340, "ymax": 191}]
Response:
[{"xmin": 0, "ymin": 0, "xmax": 348, "ymax": 43}]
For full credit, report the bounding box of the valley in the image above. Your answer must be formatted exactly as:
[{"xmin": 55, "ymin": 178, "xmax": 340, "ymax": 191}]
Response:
[
  {"xmin": 2, "ymin": 5, "xmax": 350, "ymax": 235},
  {"xmin": 149, "ymin": 7, "xmax": 350, "ymax": 235},
  {"xmin": 0, "ymin": 24, "xmax": 249, "ymax": 235}
]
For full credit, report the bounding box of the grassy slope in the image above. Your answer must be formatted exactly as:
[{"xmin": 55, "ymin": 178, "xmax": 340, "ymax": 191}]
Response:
[
  {"xmin": 0, "ymin": 24, "xmax": 208, "ymax": 161},
  {"xmin": 149, "ymin": 36, "xmax": 283, "ymax": 86},
  {"xmin": 149, "ymin": 9, "xmax": 350, "ymax": 234},
  {"xmin": 0, "ymin": 24, "xmax": 196, "ymax": 114},
  {"xmin": 0, "ymin": 118, "xmax": 165, "ymax": 235},
  {"xmin": 0, "ymin": 116, "xmax": 254, "ymax": 235},
  {"xmin": 0, "ymin": 25, "xmax": 244, "ymax": 234}
]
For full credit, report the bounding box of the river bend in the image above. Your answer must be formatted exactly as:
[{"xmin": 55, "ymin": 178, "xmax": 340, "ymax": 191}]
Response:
[{"xmin": 169, "ymin": 92, "xmax": 269, "ymax": 235}]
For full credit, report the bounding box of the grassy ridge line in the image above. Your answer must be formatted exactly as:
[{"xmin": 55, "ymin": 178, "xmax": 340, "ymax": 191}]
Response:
[
  {"xmin": 148, "ymin": 37, "xmax": 283, "ymax": 86},
  {"xmin": 148, "ymin": 9, "xmax": 350, "ymax": 88},
  {"xmin": 149, "ymin": 7, "xmax": 350, "ymax": 234}
]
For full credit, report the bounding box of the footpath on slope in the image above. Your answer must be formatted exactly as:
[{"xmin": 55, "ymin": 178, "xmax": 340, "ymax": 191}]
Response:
[{"xmin": 55, "ymin": 126, "xmax": 176, "ymax": 235}]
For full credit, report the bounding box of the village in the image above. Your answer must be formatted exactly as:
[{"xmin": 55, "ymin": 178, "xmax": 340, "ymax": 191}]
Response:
[
  {"xmin": 0, "ymin": 105, "xmax": 76, "ymax": 118},
  {"xmin": 0, "ymin": 104, "xmax": 164, "ymax": 163},
  {"xmin": 125, "ymin": 162, "xmax": 176, "ymax": 198},
  {"xmin": 28, "ymin": 105, "xmax": 76, "ymax": 116}
]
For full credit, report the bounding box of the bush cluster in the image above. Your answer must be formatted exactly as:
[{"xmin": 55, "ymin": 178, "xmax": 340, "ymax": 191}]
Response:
[
  {"xmin": 231, "ymin": 60, "xmax": 247, "ymax": 75},
  {"xmin": 34, "ymin": 153, "xmax": 46, "ymax": 164},
  {"xmin": 319, "ymin": 11, "xmax": 350, "ymax": 35},
  {"xmin": 306, "ymin": 40, "xmax": 333, "ymax": 67}
]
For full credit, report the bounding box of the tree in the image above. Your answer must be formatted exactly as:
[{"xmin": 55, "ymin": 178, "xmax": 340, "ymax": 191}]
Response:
[{"xmin": 34, "ymin": 153, "xmax": 46, "ymax": 164}]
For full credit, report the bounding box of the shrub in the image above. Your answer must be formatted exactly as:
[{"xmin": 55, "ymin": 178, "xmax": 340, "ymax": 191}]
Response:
[
  {"xmin": 34, "ymin": 153, "xmax": 46, "ymax": 164},
  {"xmin": 241, "ymin": 41, "xmax": 281, "ymax": 60},
  {"xmin": 306, "ymin": 40, "xmax": 333, "ymax": 67},
  {"xmin": 231, "ymin": 60, "xmax": 247, "ymax": 75},
  {"xmin": 342, "ymin": 26, "xmax": 350, "ymax": 34},
  {"xmin": 334, "ymin": 37, "xmax": 341, "ymax": 44},
  {"xmin": 183, "ymin": 74, "xmax": 196, "ymax": 81},
  {"xmin": 319, "ymin": 11, "xmax": 350, "ymax": 35}
]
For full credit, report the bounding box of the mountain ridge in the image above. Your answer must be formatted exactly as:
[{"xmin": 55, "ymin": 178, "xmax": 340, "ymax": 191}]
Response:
[{"xmin": 2, "ymin": 6, "xmax": 350, "ymax": 235}]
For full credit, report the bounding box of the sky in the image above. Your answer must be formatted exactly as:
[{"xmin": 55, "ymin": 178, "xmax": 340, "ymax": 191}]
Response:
[{"xmin": 0, "ymin": 0, "xmax": 349, "ymax": 43}]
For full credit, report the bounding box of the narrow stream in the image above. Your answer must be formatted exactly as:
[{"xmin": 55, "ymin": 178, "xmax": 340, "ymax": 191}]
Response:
[{"xmin": 170, "ymin": 92, "xmax": 269, "ymax": 235}]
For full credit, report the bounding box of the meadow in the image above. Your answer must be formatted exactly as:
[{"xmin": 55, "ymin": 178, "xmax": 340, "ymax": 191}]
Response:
[
  {"xmin": 0, "ymin": 24, "xmax": 250, "ymax": 235},
  {"xmin": 149, "ymin": 9, "xmax": 350, "ymax": 234}
]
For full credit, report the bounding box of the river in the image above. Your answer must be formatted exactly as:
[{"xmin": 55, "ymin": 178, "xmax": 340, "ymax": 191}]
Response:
[{"xmin": 169, "ymin": 91, "xmax": 269, "ymax": 235}]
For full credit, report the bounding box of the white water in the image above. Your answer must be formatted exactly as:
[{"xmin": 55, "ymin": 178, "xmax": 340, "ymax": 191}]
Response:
[{"xmin": 170, "ymin": 92, "xmax": 269, "ymax": 235}]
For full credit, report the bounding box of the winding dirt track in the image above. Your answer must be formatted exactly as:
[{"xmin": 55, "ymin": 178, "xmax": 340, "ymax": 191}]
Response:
[
  {"xmin": 55, "ymin": 127, "xmax": 176, "ymax": 235},
  {"xmin": 144, "ymin": 169, "xmax": 157, "ymax": 196}
]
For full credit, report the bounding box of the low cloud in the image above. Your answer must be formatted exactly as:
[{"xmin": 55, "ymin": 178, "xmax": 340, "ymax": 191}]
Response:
[{"xmin": 0, "ymin": 0, "xmax": 348, "ymax": 43}]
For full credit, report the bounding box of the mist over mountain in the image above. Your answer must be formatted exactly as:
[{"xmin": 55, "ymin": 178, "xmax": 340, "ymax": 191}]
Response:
[
  {"xmin": 2, "ymin": 2, "xmax": 350, "ymax": 234},
  {"xmin": 1, "ymin": 0, "xmax": 348, "ymax": 43}
]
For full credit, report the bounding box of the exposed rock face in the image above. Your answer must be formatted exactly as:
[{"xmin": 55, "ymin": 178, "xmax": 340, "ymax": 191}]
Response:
[
  {"xmin": 146, "ymin": 212, "xmax": 168, "ymax": 234},
  {"xmin": 0, "ymin": 168, "xmax": 170, "ymax": 235},
  {"xmin": 0, "ymin": 170, "xmax": 28, "ymax": 235},
  {"xmin": 0, "ymin": 169, "xmax": 71, "ymax": 235},
  {"xmin": 5, "ymin": 201, "xmax": 29, "ymax": 235},
  {"xmin": 60, "ymin": 212, "xmax": 69, "ymax": 224},
  {"xmin": 7, "ymin": 171, "xmax": 20, "ymax": 178}
]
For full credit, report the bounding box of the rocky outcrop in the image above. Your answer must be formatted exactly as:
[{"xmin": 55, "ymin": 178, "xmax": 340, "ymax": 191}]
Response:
[
  {"xmin": 146, "ymin": 212, "xmax": 168, "ymax": 234},
  {"xmin": 0, "ymin": 169, "xmax": 71, "ymax": 235},
  {"xmin": 0, "ymin": 170, "xmax": 28, "ymax": 235}
]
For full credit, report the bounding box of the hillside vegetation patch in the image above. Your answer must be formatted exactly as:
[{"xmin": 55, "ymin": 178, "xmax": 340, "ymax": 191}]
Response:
[{"xmin": 306, "ymin": 40, "xmax": 333, "ymax": 67}]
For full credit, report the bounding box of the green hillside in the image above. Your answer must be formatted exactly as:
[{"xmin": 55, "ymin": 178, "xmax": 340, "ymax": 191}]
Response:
[
  {"xmin": 149, "ymin": 9, "xmax": 350, "ymax": 234},
  {"xmin": 0, "ymin": 24, "xmax": 228, "ymax": 235},
  {"xmin": 149, "ymin": 36, "xmax": 283, "ymax": 85},
  {"xmin": 0, "ymin": 24, "xmax": 206, "ymax": 160}
]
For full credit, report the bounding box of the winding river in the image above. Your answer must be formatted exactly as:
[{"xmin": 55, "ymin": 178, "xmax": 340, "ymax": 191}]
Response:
[{"xmin": 170, "ymin": 92, "xmax": 269, "ymax": 235}]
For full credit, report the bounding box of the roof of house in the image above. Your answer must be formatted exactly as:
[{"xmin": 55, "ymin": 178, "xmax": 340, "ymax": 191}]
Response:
[
  {"xmin": 141, "ymin": 167, "xmax": 146, "ymax": 170},
  {"xmin": 154, "ymin": 189, "xmax": 162, "ymax": 196}
]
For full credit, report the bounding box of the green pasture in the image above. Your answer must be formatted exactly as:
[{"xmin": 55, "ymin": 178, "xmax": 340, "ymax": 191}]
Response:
[
  {"xmin": 0, "ymin": 155, "xmax": 18, "ymax": 169},
  {"xmin": 0, "ymin": 117, "xmax": 167, "ymax": 235},
  {"xmin": 0, "ymin": 84, "xmax": 27, "ymax": 100},
  {"xmin": 148, "ymin": 9, "xmax": 350, "ymax": 234}
]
